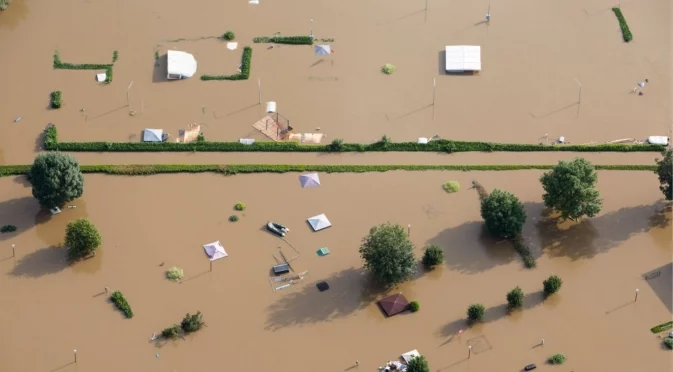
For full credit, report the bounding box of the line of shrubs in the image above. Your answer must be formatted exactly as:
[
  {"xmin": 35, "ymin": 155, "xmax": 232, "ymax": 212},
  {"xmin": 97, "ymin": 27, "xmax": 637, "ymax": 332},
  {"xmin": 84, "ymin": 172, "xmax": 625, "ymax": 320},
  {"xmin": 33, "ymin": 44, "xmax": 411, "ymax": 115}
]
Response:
[
  {"xmin": 612, "ymin": 8, "xmax": 633, "ymax": 42},
  {"xmin": 42, "ymin": 126, "xmax": 663, "ymax": 153},
  {"xmin": 201, "ymin": 46, "xmax": 252, "ymax": 81},
  {"xmin": 53, "ymin": 50, "xmax": 116, "ymax": 83},
  {"xmin": 252, "ymin": 36, "xmax": 314, "ymax": 45},
  {"xmin": 0, "ymin": 163, "xmax": 658, "ymax": 178},
  {"xmin": 161, "ymin": 312, "xmax": 206, "ymax": 339},
  {"xmin": 50, "ymin": 91, "xmax": 62, "ymax": 109},
  {"xmin": 651, "ymin": 321, "xmax": 673, "ymax": 333},
  {"xmin": 109, "ymin": 291, "xmax": 134, "ymax": 318}
]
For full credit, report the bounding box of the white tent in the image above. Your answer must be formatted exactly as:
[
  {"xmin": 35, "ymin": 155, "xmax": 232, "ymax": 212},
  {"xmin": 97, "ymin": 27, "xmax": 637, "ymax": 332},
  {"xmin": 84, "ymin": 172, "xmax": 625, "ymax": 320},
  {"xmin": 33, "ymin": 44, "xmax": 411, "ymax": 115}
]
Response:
[
  {"xmin": 299, "ymin": 173, "xmax": 321, "ymax": 188},
  {"xmin": 203, "ymin": 241, "xmax": 228, "ymax": 261},
  {"xmin": 308, "ymin": 214, "xmax": 332, "ymax": 231},
  {"xmin": 445, "ymin": 45, "xmax": 481, "ymax": 72},
  {"xmin": 401, "ymin": 350, "xmax": 421, "ymax": 363},
  {"xmin": 143, "ymin": 128, "xmax": 164, "ymax": 142},
  {"xmin": 167, "ymin": 50, "xmax": 197, "ymax": 79},
  {"xmin": 315, "ymin": 45, "xmax": 331, "ymax": 56}
]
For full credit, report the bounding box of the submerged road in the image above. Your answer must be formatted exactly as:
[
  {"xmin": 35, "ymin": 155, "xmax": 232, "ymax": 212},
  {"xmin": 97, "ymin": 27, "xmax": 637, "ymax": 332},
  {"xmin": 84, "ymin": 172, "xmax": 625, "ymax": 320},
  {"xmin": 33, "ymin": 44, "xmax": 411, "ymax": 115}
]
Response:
[{"xmin": 66, "ymin": 151, "xmax": 661, "ymax": 166}]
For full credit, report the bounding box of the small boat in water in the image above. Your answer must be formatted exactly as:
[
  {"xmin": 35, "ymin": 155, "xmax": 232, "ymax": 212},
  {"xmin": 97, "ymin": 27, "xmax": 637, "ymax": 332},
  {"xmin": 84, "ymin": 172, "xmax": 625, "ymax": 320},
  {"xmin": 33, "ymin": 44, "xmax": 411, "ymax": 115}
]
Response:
[{"xmin": 267, "ymin": 222, "xmax": 290, "ymax": 237}]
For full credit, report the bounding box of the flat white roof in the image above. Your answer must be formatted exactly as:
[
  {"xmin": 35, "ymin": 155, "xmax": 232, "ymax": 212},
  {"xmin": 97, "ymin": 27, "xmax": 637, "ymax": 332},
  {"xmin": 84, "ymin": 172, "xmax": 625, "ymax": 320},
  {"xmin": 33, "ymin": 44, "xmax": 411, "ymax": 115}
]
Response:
[
  {"xmin": 445, "ymin": 45, "xmax": 481, "ymax": 72},
  {"xmin": 167, "ymin": 50, "xmax": 197, "ymax": 78}
]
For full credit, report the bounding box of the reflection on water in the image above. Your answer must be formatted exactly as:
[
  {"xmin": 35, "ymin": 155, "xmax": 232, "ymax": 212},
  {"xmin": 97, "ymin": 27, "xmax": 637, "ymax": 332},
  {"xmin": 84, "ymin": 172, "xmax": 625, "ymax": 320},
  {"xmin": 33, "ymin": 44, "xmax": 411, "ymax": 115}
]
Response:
[{"xmin": 0, "ymin": 0, "xmax": 29, "ymax": 30}]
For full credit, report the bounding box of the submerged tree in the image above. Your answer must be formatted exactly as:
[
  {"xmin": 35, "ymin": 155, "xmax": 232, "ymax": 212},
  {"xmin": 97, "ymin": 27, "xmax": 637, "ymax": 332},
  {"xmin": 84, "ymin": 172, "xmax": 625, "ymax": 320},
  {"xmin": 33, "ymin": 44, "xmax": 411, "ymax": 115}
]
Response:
[
  {"xmin": 30, "ymin": 152, "xmax": 84, "ymax": 209},
  {"xmin": 65, "ymin": 218, "xmax": 102, "ymax": 260},
  {"xmin": 359, "ymin": 223, "xmax": 415, "ymax": 286},
  {"xmin": 540, "ymin": 158, "xmax": 602, "ymax": 221},
  {"xmin": 406, "ymin": 355, "xmax": 430, "ymax": 372},
  {"xmin": 480, "ymin": 189, "xmax": 527, "ymax": 239},
  {"xmin": 655, "ymin": 150, "xmax": 672, "ymax": 201}
]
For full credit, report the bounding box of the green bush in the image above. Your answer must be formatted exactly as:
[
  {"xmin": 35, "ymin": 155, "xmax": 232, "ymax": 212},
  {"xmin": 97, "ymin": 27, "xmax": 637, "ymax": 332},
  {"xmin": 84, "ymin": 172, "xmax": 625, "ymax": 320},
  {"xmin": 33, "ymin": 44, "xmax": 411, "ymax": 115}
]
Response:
[
  {"xmin": 112, "ymin": 50, "xmax": 119, "ymax": 63},
  {"xmin": 196, "ymin": 132, "xmax": 205, "ymax": 143},
  {"xmin": 409, "ymin": 301, "xmax": 420, "ymax": 312},
  {"xmin": 328, "ymin": 138, "xmax": 345, "ymax": 152},
  {"xmin": 664, "ymin": 338, "xmax": 673, "ymax": 350},
  {"xmin": 222, "ymin": 31, "xmax": 235, "ymax": 41},
  {"xmin": 65, "ymin": 218, "xmax": 102, "ymax": 260},
  {"xmin": 161, "ymin": 324, "xmax": 181, "ymax": 339},
  {"xmin": 53, "ymin": 50, "xmax": 116, "ymax": 83},
  {"xmin": 109, "ymin": 291, "xmax": 134, "ymax": 318},
  {"xmin": 30, "ymin": 152, "xmax": 84, "ymax": 209},
  {"xmin": 406, "ymin": 355, "xmax": 429, "ymax": 372},
  {"xmin": 481, "ymin": 189, "xmax": 526, "ymax": 239},
  {"xmin": 543, "ymin": 275, "xmax": 563, "ymax": 296},
  {"xmin": 506, "ymin": 286, "xmax": 524, "ymax": 309},
  {"xmin": 381, "ymin": 63, "xmax": 396, "ymax": 74},
  {"xmin": 422, "ymin": 244, "xmax": 444, "ymax": 268},
  {"xmin": 360, "ymin": 223, "xmax": 416, "ymax": 286},
  {"xmin": 443, "ymin": 181, "xmax": 460, "ymax": 193},
  {"xmin": 166, "ymin": 267, "xmax": 184, "ymax": 281},
  {"xmin": 1, "ymin": 225, "xmax": 17, "ymax": 233},
  {"xmin": 43, "ymin": 124, "xmax": 664, "ymax": 153},
  {"xmin": 201, "ymin": 46, "xmax": 252, "ymax": 81},
  {"xmin": 181, "ymin": 312, "xmax": 205, "ymax": 333},
  {"xmin": 229, "ymin": 215, "xmax": 239, "ymax": 222},
  {"xmin": 50, "ymin": 91, "xmax": 62, "ymax": 109},
  {"xmin": 612, "ymin": 8, "xmax": 632, "ymax": 42},
  {"xmin": 541, "ymin": 158, "xmax": 602, "ymax": 221},
  {"xmin": 467, "ymin": 303, "xmax": 485, "ymax": 322},
  {"xmin": 651, "ymin": 321, "xmax": 673, "ymax": 333},
  {"xmin": 0, "ymin": 0, "xmax": 9, "ymax": 11},
  {"xmin": 234, "ymin": 202, "xmax": 246, "ymax": 211},
  {"xmin": 253, "ymin": 36, "xmax": 313, "ymax": 45},
  {"xmin": 511, "ymin": 238, "xmax": 536, "ymax": 269},
  {"xmin": 655, "ymin": 150, "xmax": 672, "ymax": 200},
  {"xmin": 547, "ymin": 353, "xmax": 566, "ymax": 365}
]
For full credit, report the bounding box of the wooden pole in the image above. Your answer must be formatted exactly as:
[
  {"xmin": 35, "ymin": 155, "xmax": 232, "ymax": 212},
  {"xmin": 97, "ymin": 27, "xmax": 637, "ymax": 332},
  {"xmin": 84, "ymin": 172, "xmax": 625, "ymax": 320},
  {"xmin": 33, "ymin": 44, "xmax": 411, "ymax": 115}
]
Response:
[
  {"xmin": 12, "ymin": 244, "xmax": 15, "ymax": 257},
  {"xmin": 258, "ymin": 78, "xmax": 262, "ymax": 104},
  {"xmin": 486, "ymin": 5, "xmax": 491, "ymax": 24},
  {"xmin": 425, "ymin": 0, "xmax": 428, "ymax": 23},
  {"xmin": 432, "ymin": 78, "xmax": 436, "ymax": 120},
  {"xmin": 210, "ymin": 261, "xmax": 213, "ymax": 272},
  {"xmin": 126, "ymin": 81, "xmax": 134, "ymax": 107},
  {"xmin": 634, "ymin": 288, "xmax": 639, "ymax": 302},
  {"xmin": 468, "ymin": 345, "xmax": 472, "ymax": 359},
  {"xmin": 574, "ymin": 78, "xmax": 582, "ymax": 117},
  {"xmin": 74, "ymin": 349, "xmax": 77, "ymax": 363}
]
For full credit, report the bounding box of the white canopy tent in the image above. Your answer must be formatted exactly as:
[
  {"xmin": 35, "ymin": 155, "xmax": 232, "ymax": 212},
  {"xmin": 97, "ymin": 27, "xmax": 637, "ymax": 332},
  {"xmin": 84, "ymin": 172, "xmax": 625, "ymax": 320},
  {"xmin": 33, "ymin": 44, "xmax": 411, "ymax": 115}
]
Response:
[
  {"xmin": 308, "ymin": 214, "xmax": 332, "ymax": 231},
  {"xmin": 299, "ymin": 173, "xmax": 321, "ymax": 188},
  {"xmin": 445, "ymin": 45, "xmax": 481, "ymax": 72},
  {"xmin": 203, "ymin": 241, "xmax": 228, "ymax": 261},
  {"xmin": 167, "ymin": 50, "xmax": 197, "ymax": 80},
  {"xmin": 143, "ymin": 128, "xmax": 164, "ymax": 142},
  {"xmin": 401, "ymin": 350, "xmax": 421, "ymax": 363},
  {"xmin": 315, "ymin": 45, "xmax": 331, "ymax": 56}
]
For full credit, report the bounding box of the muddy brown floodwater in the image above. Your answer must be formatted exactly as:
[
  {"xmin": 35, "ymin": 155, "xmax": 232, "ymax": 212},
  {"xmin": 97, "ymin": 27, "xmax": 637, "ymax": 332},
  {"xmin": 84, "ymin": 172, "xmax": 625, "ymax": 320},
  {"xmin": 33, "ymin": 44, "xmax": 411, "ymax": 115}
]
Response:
[
  {"xmin": 0, "ymin": 171, "xmax": 670, "ymax": 371},
  {"xmin": 0, "ymin": 0, "xmax": 671, "ymax": 164}
]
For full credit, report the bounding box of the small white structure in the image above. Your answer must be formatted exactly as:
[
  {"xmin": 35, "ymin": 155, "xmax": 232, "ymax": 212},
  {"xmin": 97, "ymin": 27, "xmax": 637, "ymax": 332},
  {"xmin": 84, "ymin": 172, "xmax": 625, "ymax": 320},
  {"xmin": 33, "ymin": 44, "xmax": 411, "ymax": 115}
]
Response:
[
  {"xmin": 401, "ymin": 350, "xmax": 421, "ymax": 363},
  {"xmin": 308, "ymin": 214, "xmax": 332, "ymax": 231},
  {"xmin": 226, "ymin": 42, "xmax": 238, "ymax": 51},
  {"xmin": 299, "ymin": 173, "xmax": 321, "ymax": 188},
  {"xmin": 445, "ymin": 45, "xmax": 481, "ymax": 73},
  {"xmin": 166, "ymin": 50, "xmax": 197, "ymax": 80},
  {"xmin": 203, "ymin": 241, "xmax": 228, "ymax": 261},
  {"xmin": 266, "ymin": 101, "xmax": 277, "ymax": 113},
  {"xmin": 95, "ymin": 73, "xmax": 107, "ymax": 82},
  {"xmin": 315, "ymin": 45, "xmax": 331, "ymax": 56},
  {"xmin": 143, "ymin": 128, "xmax": 164, "ymax": 142},
  {"xmin": 647, "ymin": 136, "xmax": 669, "ymax": 146},
  {"xmin": 417, "ymin": 137, "xmax": 429, "ymax": 144},
  {"xmin": 239, "ymin": 138, "xmax": 255, "ymax": 145}
]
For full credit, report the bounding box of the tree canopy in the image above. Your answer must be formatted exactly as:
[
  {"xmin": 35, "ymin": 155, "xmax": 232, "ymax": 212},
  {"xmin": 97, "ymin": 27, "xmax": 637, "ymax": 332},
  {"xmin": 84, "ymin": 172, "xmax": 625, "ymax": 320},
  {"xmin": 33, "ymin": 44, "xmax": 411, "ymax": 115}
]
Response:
[
  {"xmin": 540, "ymin": 158, "xmax": 602, "ymax": 221},
  {"xmin": 655, "ymin": 150, "xmax": 672, "ymax": 201},
  {"xmin": 30, "ymin": 152, "xmax": 84, "ymax": 209},
  {"xmin": 65, "ymin": 218, "xmax": 102, "ymax": 260},
  {"xmin": 406, "ymin": 355, "xmax": 430, "ymax": 372},
  {"xmin": 359, "ymin": 223, "xmax": 416, "ymax": 286},
  {"xmin": 480, "ymin": 189, "xmax": 527, "ymax": 239}
]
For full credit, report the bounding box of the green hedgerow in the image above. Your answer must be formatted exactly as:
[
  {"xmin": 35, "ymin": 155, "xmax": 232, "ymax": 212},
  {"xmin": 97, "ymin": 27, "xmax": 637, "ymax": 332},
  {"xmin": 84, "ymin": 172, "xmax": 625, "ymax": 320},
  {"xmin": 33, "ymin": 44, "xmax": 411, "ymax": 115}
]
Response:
[
  {"xmin": 651, "ymin": 321, "xmax": 673, "ymax": 334},
  {"xmin": 547, "ymin": 353, "xmax": 566, "ymax": 365},
  {"xmin": 109, "ymin": 291, "xmax": 134, "ymax": 318},
  {"xmin": 443, "ymin": 181, "xmax": 460, "ymax": 193},
  {"xmin": 1, "ymin": 224, "xmax": 17, "ymax": 233},
  {"xmin": 409, "ymin": 300, "xmax": 420, "ymax": 312},
  {"xmin": 234, "ymin": 202, "xmax": 246, "ymax": 211},
  {"xmin": 422, "ymin": 244, "xmax": 444, "ymax": 268},
  {"xmin": 201, "ymin": 46, "xmax": 252, "ymax": 80},
  {"xmin": 253, "ymin": 36, "xmax": 313, "ymax": 45},
  {"xmin": 467, "ymin": 303, "xmax": 485, "ymax": 322},
  {"xmin": 328, "ymin": 138, "xmax": 345, "ymax": 152},
  {"xmin": 166, "ymin": 267, "xmax": 184, "ymax": 281},
  {"xmin": 612, "ymin": 8, "xmax": 632, "ymax": 42}
]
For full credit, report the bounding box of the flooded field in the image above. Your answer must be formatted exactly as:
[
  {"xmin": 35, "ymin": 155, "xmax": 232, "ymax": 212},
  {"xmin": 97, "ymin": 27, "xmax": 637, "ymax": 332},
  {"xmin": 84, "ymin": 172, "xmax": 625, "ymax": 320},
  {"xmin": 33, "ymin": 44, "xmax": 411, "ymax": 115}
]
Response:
[
  {"xmin": 0, "ymin": 0, "xmax": 671, "ymax": 164},
  {"xmin": 0, "ymin": 170, "xmax": 670, "ymax": 371}
]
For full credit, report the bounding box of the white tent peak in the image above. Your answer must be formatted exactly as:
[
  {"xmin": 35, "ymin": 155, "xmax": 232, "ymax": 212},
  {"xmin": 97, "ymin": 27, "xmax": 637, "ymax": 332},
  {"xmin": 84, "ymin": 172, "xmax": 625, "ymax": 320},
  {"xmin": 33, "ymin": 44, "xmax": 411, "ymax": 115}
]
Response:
[
  {"xmin": 167, "ymin": 50, "xmax": 197, "ymax": 79},
  {"xmin": 308, "ymin": 214, "xmax": 332, "ymax": 231},
  {"xmin": 143, "ymin": 128, "xmax": 164, "ymax": 142},
  {"xmin": 203, "ymin": 241, "xmax": 228, "ymax": 261},
  {"xmin": 299, "ymin": 173, "xmax": 321, "ymax": 188}
]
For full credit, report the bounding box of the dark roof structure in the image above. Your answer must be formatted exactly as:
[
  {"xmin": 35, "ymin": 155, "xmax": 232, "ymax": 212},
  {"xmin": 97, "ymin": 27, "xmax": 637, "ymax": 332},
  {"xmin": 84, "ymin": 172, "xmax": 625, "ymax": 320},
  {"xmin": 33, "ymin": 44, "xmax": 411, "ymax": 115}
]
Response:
[{"xmin": 378, "ymin": 293, "xmax": 409, "ymax": 317}]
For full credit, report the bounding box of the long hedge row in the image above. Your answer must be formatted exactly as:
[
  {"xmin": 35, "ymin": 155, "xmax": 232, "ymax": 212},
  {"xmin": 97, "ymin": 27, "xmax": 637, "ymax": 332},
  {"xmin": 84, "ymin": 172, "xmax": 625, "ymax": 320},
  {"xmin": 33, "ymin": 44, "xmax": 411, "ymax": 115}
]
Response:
[
  {"xmin": 53, "ymin": 50, "xmax": 117, "ymax": 83},
  {"xmin": 253, "ymin": 36, "xmax": 314, "ymax": 45},
  {"xmin": 612, "ymin": 8, "xmax": 633, "ymax": 42},
  {"xmin": 42, "ymin": 126, "xmax": 664, "ymax": 153},
  {"xmin": 0, "ymin": 164, "xmax": 657, "ymax": 178},
  {"xmin": 201, "ymin": 46, "xmax": 252, "ymax": 81}
]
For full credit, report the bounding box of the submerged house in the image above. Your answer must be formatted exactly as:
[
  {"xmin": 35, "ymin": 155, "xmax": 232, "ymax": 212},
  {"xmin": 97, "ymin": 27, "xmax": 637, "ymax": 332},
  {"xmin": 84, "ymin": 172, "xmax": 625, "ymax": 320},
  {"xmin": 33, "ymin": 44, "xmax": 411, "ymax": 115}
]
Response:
[{"xmin": 166, "ymin": 50, "xmax": 197, "ymax": 80}]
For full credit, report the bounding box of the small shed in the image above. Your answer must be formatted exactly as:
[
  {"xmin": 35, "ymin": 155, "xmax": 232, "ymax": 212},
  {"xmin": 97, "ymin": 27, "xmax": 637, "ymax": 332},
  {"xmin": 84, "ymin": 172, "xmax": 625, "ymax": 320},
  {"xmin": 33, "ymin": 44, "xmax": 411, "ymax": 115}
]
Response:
[
  {"xmin": 378, "ymin": 293, "xmax": 409, "ymax": 317},
  {"xmin": 308, "ymin": 214, "xmax": 332, "ymax": 231},
  {"xmin": 203, "ymin": 241, "xmax": 228, "ymax": 261},
  {"xmin": 143, "ymin": 128, "xmax": 164, "ymax": 142},
  {"xmin": 445, "ymin": 45, "xmax": 481, "ymax": 73},
  {"xmin": 167, "ymin": 50, "xmax": 198, "ymax": 80}
]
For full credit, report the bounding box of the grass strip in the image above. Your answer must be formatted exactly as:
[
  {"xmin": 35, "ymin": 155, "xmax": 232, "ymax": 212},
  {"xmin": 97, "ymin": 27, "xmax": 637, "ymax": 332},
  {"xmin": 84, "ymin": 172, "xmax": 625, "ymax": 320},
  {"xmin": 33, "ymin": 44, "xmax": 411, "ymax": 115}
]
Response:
[
  {"xmin": 43, "ymin": 126, "xmax": 663, "ymax": 153},
  {"xmin": 109, "ymin": 291, "xmax": 134, "ymax": 318},
  {"xmin": 201, "ymin": 46, "xmax": 252, "ymax": 81},
  {"xmin": 612, "ymin": 8, "xmax": 633, "ymax": 42},
  {"xmin": 53, "ymin": 50, "xmax": 116, "ymax": 83},
  {"xmin": 253, "ymin": 36, "xmax": 313, "ymax": 45},
  {"xmin": 651, "ymin": 321, "xmax": 673, "ymax": 334},
  {"xmin": 0, "ymin": 164, "xmax": 657, "ymax": 178}
]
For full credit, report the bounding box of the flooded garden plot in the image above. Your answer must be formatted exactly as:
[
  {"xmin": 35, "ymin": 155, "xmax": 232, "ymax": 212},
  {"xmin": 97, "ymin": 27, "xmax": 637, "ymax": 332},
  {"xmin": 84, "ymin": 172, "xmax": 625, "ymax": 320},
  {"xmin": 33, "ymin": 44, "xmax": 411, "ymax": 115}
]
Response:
[
  {"xmin": 0, "ymin": 170, "xmax": 670, "ymax": 371},
  {"xmin": 0, "ymin": 0, "xmax": 671, "ymax": 163}
]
